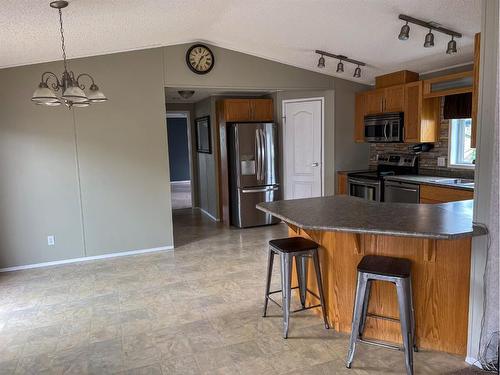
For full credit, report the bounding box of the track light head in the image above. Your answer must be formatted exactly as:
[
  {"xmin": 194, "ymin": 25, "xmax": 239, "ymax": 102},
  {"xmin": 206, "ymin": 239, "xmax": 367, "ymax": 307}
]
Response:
[
  {"xmin": 353, "ymin": 65, "xmax": 361, "ymax": 78},
  {"xmin": 336, "ymin": 60, "xmax": 344, "ymax": 73},
  {"xmin": 317, "ymin": 55, "xmax": 325, "ymax": 68},
  {"xmin": 398, "ymin": 22, "xmax": 410, "ymax": 40},
  {"xmin": 446, "ymin": 37, "xmax": 457, "ymax": 54},
  {"xmin": 424, "ymin": 29, "xmax": 435, "ymax": 48}
]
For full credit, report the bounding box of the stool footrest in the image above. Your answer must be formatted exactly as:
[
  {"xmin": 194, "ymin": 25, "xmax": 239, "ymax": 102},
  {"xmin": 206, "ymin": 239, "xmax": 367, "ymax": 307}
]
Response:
[
  {"xmin": 265, "ymin": 295, "xmax": 323, "ymax": 314},
  {"xmin": 358, "ymin": 338, "xmax": 402, "ymax": 351},
  {"xmin": 366, "ymin": 312, "xmax": 400, "ymax": 323}
]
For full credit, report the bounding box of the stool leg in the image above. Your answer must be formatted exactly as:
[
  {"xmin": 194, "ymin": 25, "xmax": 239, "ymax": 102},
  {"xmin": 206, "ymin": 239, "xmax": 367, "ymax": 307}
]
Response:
[
  {"xmin": 396, "ymin": 278, "xmax": 414, "ymax": 375},
  {"xmin": 359, "ymin": 280, "xmax": 372, "ymax": 338},
  {"xmin": 409, "ymin": 278, "xmax": 418, "ymax": 352},
  {"xmin": 280, "ymin": 253, "xmax": 292, "ymax": 339},
  {"xmin": 346, "ymin": 272, "xmax": 368, "ymax": 369},
  {"xmin": 312, "ymin": 250, "xmax": 329, "ymax": 329},
  {"xmin": 295, "ymin": 255, "xmax": 308, "ymax": 308},
  {"xmin": 262, "ymin": 248, "xmax": 275, "ymax": 318}
]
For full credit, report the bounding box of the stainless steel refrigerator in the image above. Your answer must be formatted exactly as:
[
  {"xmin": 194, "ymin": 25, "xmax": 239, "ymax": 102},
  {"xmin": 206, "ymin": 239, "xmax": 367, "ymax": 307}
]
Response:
[{"xmin": 228, "ymin": 123, "xmax": 280, "ymax": 228}]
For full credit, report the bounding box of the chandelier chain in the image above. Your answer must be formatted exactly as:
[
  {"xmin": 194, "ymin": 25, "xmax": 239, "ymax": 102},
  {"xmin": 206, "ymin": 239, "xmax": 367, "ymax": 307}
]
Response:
[{"xmin": 58, "ymin": 8, "xmax": 69, "ymax": 74}]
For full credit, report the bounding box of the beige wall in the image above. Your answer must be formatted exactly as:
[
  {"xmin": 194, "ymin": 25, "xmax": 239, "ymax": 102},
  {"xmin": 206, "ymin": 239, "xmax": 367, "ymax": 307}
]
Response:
[
  {"xmin": 0, "ymin": 42, "xmax": 366, "ymax": 268},
  {"xmin": 0, "ymin": 48, "xmax": 172, "ymax": 268}
]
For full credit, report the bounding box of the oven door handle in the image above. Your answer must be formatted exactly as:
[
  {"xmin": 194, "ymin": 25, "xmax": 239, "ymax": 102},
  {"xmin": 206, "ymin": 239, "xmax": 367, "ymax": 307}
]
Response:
[{"xmin": 348, "ymin": 178, "xmax": 380, "ymax": 187}]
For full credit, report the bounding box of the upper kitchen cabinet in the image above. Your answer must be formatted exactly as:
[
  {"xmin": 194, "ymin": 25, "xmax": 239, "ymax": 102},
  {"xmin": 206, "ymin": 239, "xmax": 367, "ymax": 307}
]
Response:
[
  {"xmin": 422, "ymin": 71, "xmax": 473, "ymax": 99},
  {"xmin": 354, "ymin": 93, "xmax": 365, "ymax": 143},
  {"xmin": 221, "ymin": 98, "xmax": 274, "ymax": 122},
  {"xmin": 404, "ymin": 81, "xmax": 440, "ymax": 143},
  {"xmin": 364, "ymin": 85, "xmax": 405, "ymax": 115}
]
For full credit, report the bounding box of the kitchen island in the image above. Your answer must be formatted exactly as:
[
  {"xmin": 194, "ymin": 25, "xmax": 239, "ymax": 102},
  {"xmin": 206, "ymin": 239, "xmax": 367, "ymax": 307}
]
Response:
[{"xmin": 257, "ymin": 196, "xmax": 486, "ymax": 356}]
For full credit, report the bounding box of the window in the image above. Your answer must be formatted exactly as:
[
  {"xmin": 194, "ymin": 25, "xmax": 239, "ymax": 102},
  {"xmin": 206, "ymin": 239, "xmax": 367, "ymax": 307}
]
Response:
[{"xmin": 449, "ymin": 118, "xmax": 475, "ymax": 168}]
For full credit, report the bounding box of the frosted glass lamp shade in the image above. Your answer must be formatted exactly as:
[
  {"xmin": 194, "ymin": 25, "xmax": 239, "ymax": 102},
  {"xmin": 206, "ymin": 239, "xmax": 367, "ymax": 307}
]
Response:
[
  {"xmin": 62, "ymin": 85, "xmax": 88, "ymax": 103},
  {"xmin": 31, "ymin": 83, "xmax": 59, "ymax": 104},
  {"xmin": 88, "ymin": 84, "xmax": 108, "ymax": 103}
]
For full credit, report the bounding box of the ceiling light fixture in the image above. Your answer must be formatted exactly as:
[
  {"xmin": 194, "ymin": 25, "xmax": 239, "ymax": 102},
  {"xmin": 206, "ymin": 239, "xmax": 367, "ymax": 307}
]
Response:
[
  {"xmin": 178, "ymin": 90, "xmax": 195, "ymax": 99},
  {"xmin": 424, "ymin": 29, "xmax": 435, "ymax": 48},
  {"xmin": 353, "ymin": 65, "xmax": 361, "ymax": 78},
  {"xmin": 397, "ymin": 14, "xmax": 462, "ymax": 54},
  {"xmin": 317, "ymin": 55, "xmax": 326, "ymax": 68},
  {"xmin": 446, "ymin": 36, "xmax": 457, "ymax": 54},
  {"xmin": 314, "ymin": 50, "xmax": 365, "ymax": 79},
  {"xmin": 336, "ymin": 60, "xmax": 344, "ymax": 73},
  {"xmin": 398, "ymin": 21, "xmax": 410, "ymax": 40},
  {"xmin": 31, "ymin": 1, "xmax": 107, "ymax": 108}
]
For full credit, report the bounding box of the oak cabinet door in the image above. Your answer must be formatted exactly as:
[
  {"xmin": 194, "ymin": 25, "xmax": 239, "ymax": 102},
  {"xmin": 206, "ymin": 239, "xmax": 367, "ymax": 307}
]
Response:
[
  {"xmin": 404, "ymin": 82, "xmax": 421, "ymax": 143},
  {"xmin": 384, "ymin": 84, "xmax": 405, "ymax": 112},
  {"xmin": 224, "ymin": 99, "xmax": 252, "ymax": 122},
  {"xmin": 364, "ymin": 89, "xmax": 385, "ymax": 114},
  {"xmin": 250, "ymin": 99, "xmax": 274, "ymax": 121}
]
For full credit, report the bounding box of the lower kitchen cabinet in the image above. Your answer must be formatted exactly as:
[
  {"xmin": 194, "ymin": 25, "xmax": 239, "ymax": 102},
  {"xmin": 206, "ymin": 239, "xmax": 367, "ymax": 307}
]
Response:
[{"xmin": 419, "ymin": 185, "xmax": 473, "ymax": 203}]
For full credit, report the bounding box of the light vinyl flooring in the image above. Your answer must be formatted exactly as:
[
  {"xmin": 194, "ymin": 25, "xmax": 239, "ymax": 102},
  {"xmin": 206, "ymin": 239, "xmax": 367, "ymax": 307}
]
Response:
[{"xmin": 0, "ymin": 209, "xmax": 473, "ymax": 374}]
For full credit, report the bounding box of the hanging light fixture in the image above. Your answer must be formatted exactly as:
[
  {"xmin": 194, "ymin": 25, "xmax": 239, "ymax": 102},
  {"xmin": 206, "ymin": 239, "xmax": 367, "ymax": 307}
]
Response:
[
  {"xmin": 31, "ymin": 1, "xmax": 107, "ymax": 108},
  {"xmin": 336, "ymin": 60, "xmax": 344, "ymax": 73},
  {"xmin": 353, "ymin": 65, "xmax": 361, "ymax": 78},
  {"xmin": 446, "ymin": 36, "xmax": 457, "ymax": 54},
  {"xmin": 317, "ymin": 55, "xmax": 325, "ymax": 68},
  {"xmin": 423, "ymin": 29, "xmax": 435, "ymax": 48},
  {"xmin": 398, "ymin": 21, "xmax": 410, "ymax": 40}
]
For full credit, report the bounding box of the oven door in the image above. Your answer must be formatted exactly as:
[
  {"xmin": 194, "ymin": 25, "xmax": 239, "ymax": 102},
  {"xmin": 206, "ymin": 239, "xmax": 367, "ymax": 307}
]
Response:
[{"xmin": 348, "ymin": 178, "xmax": 382, "ymax": 201}]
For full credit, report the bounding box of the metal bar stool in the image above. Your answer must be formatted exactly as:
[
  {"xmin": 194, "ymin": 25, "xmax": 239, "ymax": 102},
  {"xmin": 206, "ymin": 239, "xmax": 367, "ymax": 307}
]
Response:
[
  {"xmin": 262, "ymin": 237, "xmax": 329, "ymax": 339},
  {"xmin": 346, "ymin": 255, "xmax": 417, "ymax": 375}
]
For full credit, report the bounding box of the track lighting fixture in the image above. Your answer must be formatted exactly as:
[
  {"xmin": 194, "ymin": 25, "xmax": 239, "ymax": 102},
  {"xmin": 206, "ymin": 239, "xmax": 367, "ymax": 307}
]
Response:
[
  {"xmin": 353, "ymin": 65, "xmax": 361, "ymax": 78},
  {"xmin": 317, "ymin": 55, "xmax": 325, "ymax": 68},
  {"xmin": 397, "ymin": 14, "xmax": 461, "ymax": 54},
  {"xmin": 424, "ymin": 29, "xmax": 435, "ymax": 48},
  {"xmin": 336, "ymin": 60, "xmax": 344, "ymax": 73},
  {"xmin": 314, "ymin": 50, "xmax": 365, "ymax": 79},
  {"xmin": 446, "ymin": 37, "xmax": 457, "ymax": 54},
  {"xmin": 398, "ymin": 21, "xmax": 410, "ymax": 41}
]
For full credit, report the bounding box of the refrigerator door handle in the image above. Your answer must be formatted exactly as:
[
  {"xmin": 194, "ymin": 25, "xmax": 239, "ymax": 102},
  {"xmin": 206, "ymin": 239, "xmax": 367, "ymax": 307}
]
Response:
[
  {"xmin": 241, "ymin": 186, "xmax": 279, "ymax": 193},
  {"xmin": 260, "ymin": 128, "xmax": 266, "ymax": 181},
  {"xmin": 255, "ymin": 128, "xmax": 262, "ymax": 182}
]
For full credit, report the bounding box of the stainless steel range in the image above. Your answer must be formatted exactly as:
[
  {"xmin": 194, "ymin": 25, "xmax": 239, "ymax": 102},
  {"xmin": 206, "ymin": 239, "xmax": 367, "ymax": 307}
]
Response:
[{"xmin": 347, "ymin": 153, "xmax": 418, "ymax": 202}]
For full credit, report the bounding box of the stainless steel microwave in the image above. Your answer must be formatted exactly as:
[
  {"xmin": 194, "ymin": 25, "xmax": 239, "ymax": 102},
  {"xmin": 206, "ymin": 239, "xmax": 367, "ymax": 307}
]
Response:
[{"xmin": 364, "ymin": 112, "xmax": 404, "ymax": 143}]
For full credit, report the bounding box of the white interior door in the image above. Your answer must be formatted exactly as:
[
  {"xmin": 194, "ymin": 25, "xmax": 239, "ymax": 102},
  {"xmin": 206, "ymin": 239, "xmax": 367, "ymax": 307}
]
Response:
[{"xmin": 283, "ymin": 99, "xmax": 323, "ymax": 200}]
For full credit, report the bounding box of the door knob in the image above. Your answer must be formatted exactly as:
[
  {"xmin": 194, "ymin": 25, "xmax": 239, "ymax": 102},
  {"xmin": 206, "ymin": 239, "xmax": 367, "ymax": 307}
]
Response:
[{"xmin": 311, "ymin": 162, "xmax": 319, "ymax": 167}]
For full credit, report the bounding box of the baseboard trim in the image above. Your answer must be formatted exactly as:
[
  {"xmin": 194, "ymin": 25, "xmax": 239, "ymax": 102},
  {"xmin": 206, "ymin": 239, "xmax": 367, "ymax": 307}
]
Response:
[
  {"xmin": 198, "ymin": 208, "xmax": 220, "ymax": 222},
  {"xmin": 465, "ymin": 356, "xmax": 482, "ymax": 368},
  {"xmin": 0, "ymin": 245, "xmax": 174, "ymax": 273}
]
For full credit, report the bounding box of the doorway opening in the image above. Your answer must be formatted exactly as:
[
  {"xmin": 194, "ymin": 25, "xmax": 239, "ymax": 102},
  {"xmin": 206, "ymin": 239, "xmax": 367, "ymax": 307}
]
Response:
[{"xmin": 166, "ymin": 112, "xmax": 192, "ymax": 210}]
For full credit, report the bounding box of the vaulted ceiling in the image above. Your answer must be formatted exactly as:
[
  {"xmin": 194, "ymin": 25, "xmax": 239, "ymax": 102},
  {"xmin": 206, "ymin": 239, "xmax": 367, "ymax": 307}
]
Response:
[{"xmin": 0, "ymin": 0, "xmax": 481, "ymax": 84}]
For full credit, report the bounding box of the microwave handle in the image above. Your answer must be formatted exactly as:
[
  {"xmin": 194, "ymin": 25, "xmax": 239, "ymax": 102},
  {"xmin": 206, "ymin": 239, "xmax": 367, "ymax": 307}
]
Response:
[{"xmin": 383, "ymin": 121, "xmax": 388, "ymax": 140}]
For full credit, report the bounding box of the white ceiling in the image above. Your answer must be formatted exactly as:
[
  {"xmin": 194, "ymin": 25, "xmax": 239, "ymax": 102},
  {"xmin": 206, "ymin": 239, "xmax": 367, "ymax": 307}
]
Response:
[
  {"xmin": 165, "ymin": 88, "xmax": 272, "ymax": 104},
  {"xmin": 0, "ymin": 0, "xmax": 481, "ymax": 84}
]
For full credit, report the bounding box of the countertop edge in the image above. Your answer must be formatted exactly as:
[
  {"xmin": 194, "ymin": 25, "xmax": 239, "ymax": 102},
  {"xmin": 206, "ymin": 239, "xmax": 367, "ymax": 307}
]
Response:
[
  {"xmin": 257, "ymin": 200, "xmax": 484, "ymax": 240},
  {"xmin": 383, "ymin": 175, "xmax": 474, "ymax": 191}
]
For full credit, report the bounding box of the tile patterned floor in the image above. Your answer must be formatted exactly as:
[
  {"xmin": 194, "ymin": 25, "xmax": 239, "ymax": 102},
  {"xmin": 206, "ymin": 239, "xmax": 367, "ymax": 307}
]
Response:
[{"xmin": 0, "ymin": 209, "xmax": 473, "ymax": 374}]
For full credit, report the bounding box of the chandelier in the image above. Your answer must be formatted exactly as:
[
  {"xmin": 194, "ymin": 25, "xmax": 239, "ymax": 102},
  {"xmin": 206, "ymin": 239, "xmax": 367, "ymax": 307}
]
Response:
[{"xmin": 31, "ymin": 1, "xmax": 107, "ymax": 108}]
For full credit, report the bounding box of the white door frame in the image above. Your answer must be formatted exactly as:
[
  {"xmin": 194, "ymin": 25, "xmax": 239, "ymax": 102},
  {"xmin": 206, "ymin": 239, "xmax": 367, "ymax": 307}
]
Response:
[
  {"xmin": 166, "ymin": 111, "xmax": 194, "ymax": 206},
  {"xmin": 282, "ymin": 97, "xmax": 325, "ymax": 199}
]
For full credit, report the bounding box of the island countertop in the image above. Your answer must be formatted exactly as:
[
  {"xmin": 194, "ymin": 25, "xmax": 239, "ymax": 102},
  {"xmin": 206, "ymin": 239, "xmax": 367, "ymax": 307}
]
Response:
[{"xmin": 257, "ymin": 195, "xmax": 486, "ymax": 239}]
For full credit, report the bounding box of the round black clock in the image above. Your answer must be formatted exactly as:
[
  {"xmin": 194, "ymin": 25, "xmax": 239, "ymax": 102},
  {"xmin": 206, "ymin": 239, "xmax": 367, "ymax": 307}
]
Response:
[{"xmin": 186, "ymin": 44, "xmax": 215, "ymax": 75}]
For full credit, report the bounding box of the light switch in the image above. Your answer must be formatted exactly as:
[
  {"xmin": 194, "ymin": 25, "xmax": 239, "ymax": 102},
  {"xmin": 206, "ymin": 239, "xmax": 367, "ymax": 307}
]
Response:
[
  {"xmin": 47, "ymin": 235, "xmax": 55, "ymax": 246},
  {"xmin": 437, "ymin": 157, "xmax": 446, "ymax": 167}
]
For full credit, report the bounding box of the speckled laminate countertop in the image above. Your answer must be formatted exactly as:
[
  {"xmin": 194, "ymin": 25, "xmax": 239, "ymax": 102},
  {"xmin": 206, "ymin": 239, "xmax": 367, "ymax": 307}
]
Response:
[{"xmin": 257, "ymin": 195, "xmax": 486, "ymax": 239}]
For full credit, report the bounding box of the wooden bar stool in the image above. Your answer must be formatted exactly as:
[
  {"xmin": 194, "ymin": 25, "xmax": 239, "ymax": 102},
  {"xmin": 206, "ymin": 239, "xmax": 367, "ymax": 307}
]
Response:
[
  {"xmin": 262, "ymin": 237, "xmax": 329, "ymax": 338},
  {"xmin": 346, "ymin": 255, "xmax": 417, "ymax": 375}
]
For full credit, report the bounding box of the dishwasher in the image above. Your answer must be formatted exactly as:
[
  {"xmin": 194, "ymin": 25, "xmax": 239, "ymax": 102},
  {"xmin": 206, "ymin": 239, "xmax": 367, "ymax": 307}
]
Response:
[{"xmin": 384, "ymin": 180, "xmax": 420, "ymax": 203}]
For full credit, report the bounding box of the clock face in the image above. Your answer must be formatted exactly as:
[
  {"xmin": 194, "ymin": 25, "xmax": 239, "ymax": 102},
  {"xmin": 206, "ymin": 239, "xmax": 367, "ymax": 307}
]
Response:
[{"xmin": 186, "ymin": 44, "xmax": 215, "ymax": 75}]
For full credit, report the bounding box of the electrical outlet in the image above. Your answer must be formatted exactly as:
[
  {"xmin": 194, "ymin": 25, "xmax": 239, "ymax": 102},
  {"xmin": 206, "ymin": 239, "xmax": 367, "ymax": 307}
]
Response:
[
  {"xmin": 47, "ymin": 235, "xmax": 55, "ymax": 246},
  {"xmin": 437, "ymin": 156, "xmax": 446, "ymax": 167}
]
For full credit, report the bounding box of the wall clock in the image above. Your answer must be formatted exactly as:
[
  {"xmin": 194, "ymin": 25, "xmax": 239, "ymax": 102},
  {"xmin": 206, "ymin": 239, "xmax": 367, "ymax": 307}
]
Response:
[{"xmin": 186, "ymin": 44, "xmax": 215, "ymax": 75}]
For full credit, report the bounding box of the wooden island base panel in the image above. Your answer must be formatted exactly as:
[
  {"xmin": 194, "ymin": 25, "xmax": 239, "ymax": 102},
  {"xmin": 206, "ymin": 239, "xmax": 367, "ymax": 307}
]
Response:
[{"xmin": 288, "ymin": 227, "xmax": 471, "ymax": 356}]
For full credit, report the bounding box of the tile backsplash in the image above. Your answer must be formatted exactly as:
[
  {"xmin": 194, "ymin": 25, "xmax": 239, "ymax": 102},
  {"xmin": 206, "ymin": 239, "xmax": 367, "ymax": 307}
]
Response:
[{"xmin": 369, "ymin": 98, "xmax": 475, "ymax": 179}]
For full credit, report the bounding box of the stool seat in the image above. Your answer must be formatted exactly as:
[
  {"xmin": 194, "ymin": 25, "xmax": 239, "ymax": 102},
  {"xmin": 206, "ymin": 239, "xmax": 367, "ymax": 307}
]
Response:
[
  {"xmin": 269, "ymin": 237, "xmax": 319, "ymax": 253},
  {"xmin": 357, "ymin": 255, "xmax": 411, "ymax": 278}
]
